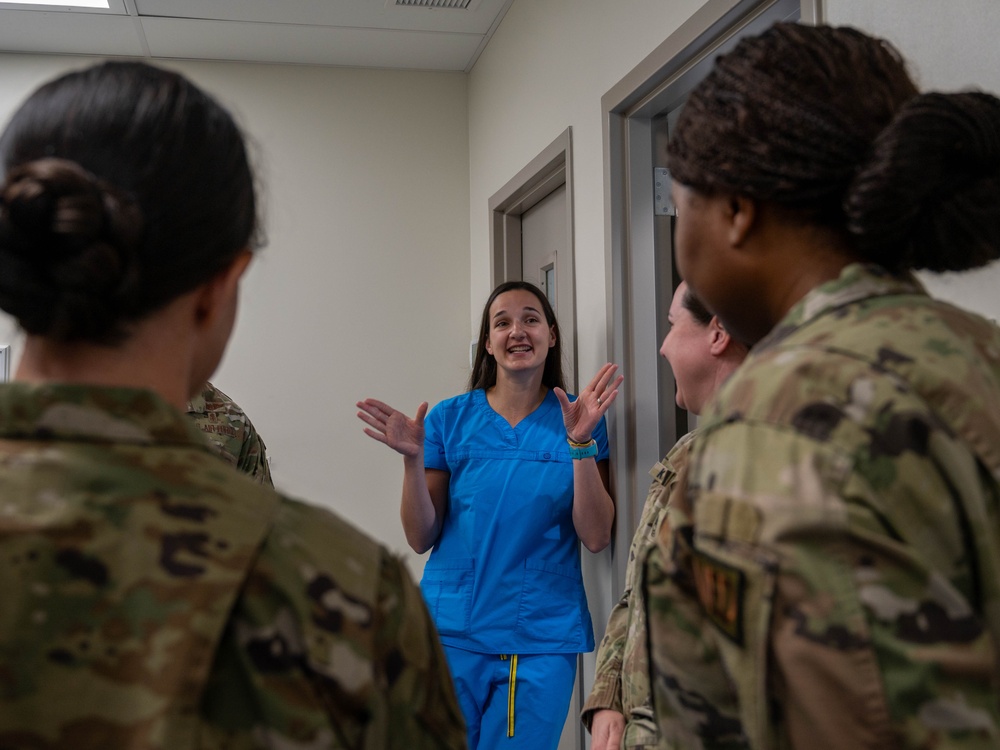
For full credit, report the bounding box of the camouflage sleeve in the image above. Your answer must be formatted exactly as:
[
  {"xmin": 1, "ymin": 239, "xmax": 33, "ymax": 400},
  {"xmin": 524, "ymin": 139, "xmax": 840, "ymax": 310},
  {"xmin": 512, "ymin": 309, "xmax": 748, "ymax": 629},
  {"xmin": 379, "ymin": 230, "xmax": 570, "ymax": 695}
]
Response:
[
  {"xmin": 187, "ymin": 382, "xmax": 273, "ymax": 487},
  {"xmin": 236, "ymin": 421, "xmax": 273, "ymax": 487},
  {"xmin": 202, "ymin": 498, "xmax": 466, "ymax": 749},
  {"xmin": 679, "ymin": 417, "xmax": 1000, "ymax": 749},
  {"xmin": 588, "ymin": 435, "xmax": 703, "ymax": 739},
  {"xmin": 644, "ymin": 451, "xmax": 748, "ymax": 750},
  {"xmin": 373, "ymin": 554, "xmax": 468, "ymax": 750},
  {"xmin": 583, "ymin": 455, "xmax": 678, "ymax": 730},
  {"xmin": 581, "ymin": 589, "xmax": 629, "ymax": 728}
]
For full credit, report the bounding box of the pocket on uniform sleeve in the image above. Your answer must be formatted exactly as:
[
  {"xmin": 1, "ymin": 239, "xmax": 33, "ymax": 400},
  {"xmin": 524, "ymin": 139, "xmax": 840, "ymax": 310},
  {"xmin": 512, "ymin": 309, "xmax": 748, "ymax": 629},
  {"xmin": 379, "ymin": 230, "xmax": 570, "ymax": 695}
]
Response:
[{"xmin": 420, "ymin": 558, "xmax": 474, "ymax": 638}]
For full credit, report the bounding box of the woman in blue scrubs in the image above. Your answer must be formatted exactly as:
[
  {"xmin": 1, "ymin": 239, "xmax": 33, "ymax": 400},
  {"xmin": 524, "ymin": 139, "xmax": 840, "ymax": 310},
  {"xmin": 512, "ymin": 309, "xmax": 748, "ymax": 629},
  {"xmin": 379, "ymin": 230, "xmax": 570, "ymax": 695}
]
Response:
[{"xmin": 359, "ymin": 280, "xmax": 621, "ymax": 750}]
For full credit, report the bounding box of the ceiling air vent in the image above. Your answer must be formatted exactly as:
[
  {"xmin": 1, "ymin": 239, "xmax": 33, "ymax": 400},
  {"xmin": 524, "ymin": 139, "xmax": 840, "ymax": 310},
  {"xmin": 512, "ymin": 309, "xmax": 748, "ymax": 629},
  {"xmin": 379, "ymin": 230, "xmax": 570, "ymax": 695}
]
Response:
[{"xmin": 395, "ymin": 0, "xmax": 472, "ymax": 8}]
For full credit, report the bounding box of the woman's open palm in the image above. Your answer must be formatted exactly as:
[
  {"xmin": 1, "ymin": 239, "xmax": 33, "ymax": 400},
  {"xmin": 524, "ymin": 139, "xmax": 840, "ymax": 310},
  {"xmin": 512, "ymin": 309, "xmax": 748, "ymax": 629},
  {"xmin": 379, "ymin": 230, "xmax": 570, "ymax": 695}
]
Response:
[
  {"xmin": 554, "ymin": 363, "xmax": 623, "ymax": 443},
  {"xmin": 356, "ymin": 398, "xmax": 428, "ymax": 458}
]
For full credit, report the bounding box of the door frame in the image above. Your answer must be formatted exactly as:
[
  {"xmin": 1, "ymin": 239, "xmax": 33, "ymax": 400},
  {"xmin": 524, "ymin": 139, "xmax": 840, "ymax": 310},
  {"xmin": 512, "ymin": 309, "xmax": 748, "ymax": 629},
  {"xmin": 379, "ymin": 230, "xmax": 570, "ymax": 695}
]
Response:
[{"xmin": 600, "ymin": 0, "xmax": 823, "ymax": 594}]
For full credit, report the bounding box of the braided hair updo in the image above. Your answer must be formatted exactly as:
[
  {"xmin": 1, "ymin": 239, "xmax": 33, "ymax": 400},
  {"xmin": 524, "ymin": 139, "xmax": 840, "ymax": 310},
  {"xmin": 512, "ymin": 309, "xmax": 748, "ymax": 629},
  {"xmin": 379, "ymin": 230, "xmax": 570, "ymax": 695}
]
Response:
[
  {"xmin": 668, "ymin": 22, "xmax": 1000, "ymax": 274},
  {"xmin": 0, "ymin": 61, "xmax": 260, "ymax": 344}
]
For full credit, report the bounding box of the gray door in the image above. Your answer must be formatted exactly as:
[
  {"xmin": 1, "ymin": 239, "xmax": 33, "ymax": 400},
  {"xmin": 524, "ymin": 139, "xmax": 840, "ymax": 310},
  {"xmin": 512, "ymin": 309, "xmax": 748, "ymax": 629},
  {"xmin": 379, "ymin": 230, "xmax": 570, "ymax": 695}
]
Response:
[
  {"xmin": 521, "ymin": 182, "xmax": 565, "ymax": 308},
  {"xmin": 521, "ymin": 182, "xmax": 575, "ymax": 384}
]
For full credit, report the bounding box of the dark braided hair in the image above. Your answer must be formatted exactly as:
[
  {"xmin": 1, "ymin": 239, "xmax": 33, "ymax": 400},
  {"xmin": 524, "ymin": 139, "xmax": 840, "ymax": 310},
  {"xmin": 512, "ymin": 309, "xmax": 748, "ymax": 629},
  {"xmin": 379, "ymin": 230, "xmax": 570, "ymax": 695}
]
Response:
[
  {"xmin": 846, "ymin": 91, "xmax": 1000, "ymax": 272},
  {"xmin": 668, "ymin": 22, "xmax": 1000, "ymax": 273},
  {"xmin": 0, "ymin": 61, "xmax": 260, "ymax": 344}
]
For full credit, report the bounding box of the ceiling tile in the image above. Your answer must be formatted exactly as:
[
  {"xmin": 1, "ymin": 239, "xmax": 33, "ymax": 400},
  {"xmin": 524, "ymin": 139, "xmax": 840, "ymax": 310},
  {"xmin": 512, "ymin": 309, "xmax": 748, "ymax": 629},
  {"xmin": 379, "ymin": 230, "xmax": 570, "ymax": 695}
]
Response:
[
  {"xmin": 140, "ymin": 17, "xmax": 482, "ymax": 70},
  {"xmin": 0, "ymin": 0, "xmax": 513, "ymax": 70},
  {"xmin": 0, "ymin": 9, "xmax": 143, "ymax": 56},
  {"xmin": 135, "ymin": 0, "xmax": 506, "ymax": 34}
]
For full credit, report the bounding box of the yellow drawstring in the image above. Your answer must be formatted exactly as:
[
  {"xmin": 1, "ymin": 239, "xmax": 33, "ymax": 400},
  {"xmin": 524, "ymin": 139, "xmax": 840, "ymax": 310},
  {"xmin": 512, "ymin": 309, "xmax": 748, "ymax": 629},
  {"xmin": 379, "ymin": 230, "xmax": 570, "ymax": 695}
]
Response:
[{"xmin": 503, "ymin": 654, "xmax": 518, "ymax": 737}]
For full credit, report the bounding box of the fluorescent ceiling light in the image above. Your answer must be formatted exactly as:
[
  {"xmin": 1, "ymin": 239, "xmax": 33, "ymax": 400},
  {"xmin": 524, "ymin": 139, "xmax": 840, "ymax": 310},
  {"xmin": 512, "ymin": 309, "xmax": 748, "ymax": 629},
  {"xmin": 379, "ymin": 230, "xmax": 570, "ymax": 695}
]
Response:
[{"xmin": 0, "ymin": 0, "xmax": 110, "ymax": 6}]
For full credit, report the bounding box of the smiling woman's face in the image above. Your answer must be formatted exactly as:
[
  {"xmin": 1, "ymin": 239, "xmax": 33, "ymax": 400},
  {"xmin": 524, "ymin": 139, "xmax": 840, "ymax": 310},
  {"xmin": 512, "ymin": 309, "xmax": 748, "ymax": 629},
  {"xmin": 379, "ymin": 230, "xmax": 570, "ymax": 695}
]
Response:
[
  {"xmin": 484, "ymin": 288, "xmax": 555, "ymax": 377},
  {"xmin": 659, "ymin": 281, "xmax": 716, "ymax": 415}
]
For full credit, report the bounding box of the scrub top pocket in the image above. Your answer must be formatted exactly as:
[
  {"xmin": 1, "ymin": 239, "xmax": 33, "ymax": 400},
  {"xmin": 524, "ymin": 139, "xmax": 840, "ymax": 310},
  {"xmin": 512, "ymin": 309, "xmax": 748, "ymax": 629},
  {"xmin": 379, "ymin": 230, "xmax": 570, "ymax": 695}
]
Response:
[
  {"xmin": 514, "ymin": 558, "xmax": 587, "ymax": 650},
  {"xmin": 421, "ymin": 558, "xmax": 475, "ymax": 638}
]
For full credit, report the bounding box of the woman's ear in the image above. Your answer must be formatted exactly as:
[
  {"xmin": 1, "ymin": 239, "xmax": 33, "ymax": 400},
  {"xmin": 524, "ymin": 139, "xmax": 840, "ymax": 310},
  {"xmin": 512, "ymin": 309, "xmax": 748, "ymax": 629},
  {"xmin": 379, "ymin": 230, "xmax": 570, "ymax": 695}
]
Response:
[
  {"xmin": 193, "ymin": 250, "xmax": 253, "ymax": 329},
  {"xmin": 708, "ymin": 316, "xmax": 732, "ymax": 356},
  {"xmin": 728, "ymin": 195, "xmax": 757, "ymax": 248},
  {"xmin": 186, "ymin": 250, "xmax": 253, "ymax": 400}
]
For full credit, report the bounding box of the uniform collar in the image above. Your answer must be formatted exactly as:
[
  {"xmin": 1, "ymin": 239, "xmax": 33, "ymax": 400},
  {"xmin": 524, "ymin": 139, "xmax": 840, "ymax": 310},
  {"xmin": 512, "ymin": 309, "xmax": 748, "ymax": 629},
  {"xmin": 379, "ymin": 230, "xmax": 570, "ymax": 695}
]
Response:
[
  {"xmin": 758, "ymin": 263, "xmax": 926, "ymax": 350},
  {"xmin": 0, "ymin": 382, "xmax": 211, "ymax": 449}
]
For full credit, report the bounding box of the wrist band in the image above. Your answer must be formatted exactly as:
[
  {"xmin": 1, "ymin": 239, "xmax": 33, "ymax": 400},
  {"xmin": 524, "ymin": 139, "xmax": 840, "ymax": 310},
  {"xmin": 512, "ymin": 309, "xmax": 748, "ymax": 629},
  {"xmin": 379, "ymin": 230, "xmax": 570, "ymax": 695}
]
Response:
[{"xmin": 567, "ymin": 437, "xmax": 598, "ymax": 460}]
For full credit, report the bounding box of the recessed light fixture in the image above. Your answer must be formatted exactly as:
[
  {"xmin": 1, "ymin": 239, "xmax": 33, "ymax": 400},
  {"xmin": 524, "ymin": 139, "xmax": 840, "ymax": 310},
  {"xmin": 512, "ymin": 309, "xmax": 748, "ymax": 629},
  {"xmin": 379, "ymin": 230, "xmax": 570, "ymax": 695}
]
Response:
[{"xmin": 0, "ymin": 0, "xmax": 110, "ymax": 7}]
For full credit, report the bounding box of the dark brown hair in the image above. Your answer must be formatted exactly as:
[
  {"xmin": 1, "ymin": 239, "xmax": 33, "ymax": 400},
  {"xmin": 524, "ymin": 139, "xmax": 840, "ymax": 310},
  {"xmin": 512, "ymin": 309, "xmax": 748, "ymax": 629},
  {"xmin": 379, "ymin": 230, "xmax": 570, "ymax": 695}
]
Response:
[
  {"xmin": 0, "ymin": 61, "xmax": 259, "ymax": 344},
  {"xmin": 668, "ymin": 22, "xmax": 1000, "ymax": 273},
  {"xmin": 468, "ymin": 281, "xmax": 566, "ymax": 392},
  {"xmin": 681, "ymin": 284, "xmax": 713, "ymax": 326}
]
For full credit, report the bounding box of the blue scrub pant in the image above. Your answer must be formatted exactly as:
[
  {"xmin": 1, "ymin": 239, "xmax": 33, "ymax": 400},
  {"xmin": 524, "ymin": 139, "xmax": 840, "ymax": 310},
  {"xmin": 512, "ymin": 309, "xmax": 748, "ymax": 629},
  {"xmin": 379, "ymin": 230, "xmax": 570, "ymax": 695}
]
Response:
[{"xmin": 442, "ymin": 646, "xmax": 577, "ymax": 750}]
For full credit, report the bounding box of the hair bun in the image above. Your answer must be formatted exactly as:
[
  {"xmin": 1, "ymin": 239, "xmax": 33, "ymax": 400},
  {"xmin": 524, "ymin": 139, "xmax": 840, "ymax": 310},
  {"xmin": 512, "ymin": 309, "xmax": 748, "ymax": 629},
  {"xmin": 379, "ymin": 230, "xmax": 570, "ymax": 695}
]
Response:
[
  {"xmin": 0, "ymin": 158, "xmax": 143, "ymax": 342},
  {"xmin": 846, "ymin": 91, "xmax": 1000, "ymax": 273},
  {"xmin": 2, "ymin": 158, "xmax": 140, "ymax": 247}
]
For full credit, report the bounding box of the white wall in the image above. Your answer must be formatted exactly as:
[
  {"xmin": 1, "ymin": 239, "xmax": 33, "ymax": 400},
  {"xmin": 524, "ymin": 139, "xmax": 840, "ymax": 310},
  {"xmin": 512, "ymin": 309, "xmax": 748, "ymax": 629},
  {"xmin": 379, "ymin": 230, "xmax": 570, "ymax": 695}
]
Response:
[
  {"xmin": 824, "ymin": 0, "xmax": 1000, "ymax": 322},
  {"xmin": 0, "ymin": 54, "xmax": 471, "ymax": 573}
]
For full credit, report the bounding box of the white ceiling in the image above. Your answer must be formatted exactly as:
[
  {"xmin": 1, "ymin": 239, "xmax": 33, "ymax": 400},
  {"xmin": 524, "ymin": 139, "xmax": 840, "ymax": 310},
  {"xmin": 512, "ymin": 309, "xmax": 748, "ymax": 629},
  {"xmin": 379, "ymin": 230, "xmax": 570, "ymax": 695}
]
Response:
[{"xmin": 0, "ymin": 0, "xmax": 515, "ymax": 72}]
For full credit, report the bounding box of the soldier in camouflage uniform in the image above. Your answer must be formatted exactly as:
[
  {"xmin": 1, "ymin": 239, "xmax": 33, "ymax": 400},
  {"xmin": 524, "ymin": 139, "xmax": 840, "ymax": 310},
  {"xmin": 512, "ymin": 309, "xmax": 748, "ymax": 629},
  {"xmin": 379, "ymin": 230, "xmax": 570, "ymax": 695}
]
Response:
[
  {"xmin": 582, "ymin": 282, "xmax": 746, "ymax": 750},
  {"xmin": 0, "ymin": 61, "xmax": 466, "ymax": 748},
  {"xmin": 0, "ymin": 384, "xmax": 466, "ymax": 748},
  {"xmin": 187, "ymin": 381, "xmax": 273, "ymax": 486},
  {"xmin": 645, "ymin": 23, "xmax": 1000, "ymax": 749}
]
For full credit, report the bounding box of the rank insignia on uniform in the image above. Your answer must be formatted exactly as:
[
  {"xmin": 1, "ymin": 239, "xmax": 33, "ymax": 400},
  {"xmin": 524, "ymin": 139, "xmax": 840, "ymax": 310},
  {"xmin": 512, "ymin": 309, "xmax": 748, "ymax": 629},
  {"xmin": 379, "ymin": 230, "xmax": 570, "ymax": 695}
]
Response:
[{"xmin": 691, "ymin": 549, "xmax": 745, "ymax": 645}]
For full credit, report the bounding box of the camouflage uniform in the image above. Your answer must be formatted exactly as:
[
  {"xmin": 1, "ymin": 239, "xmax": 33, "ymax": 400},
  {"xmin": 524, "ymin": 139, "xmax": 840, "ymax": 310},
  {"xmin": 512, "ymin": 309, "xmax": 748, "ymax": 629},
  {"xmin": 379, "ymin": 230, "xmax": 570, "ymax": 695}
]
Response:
[
  {"xmin": 187, "ymin": 381, "xmax": 273, "ymax": 486},
  {"xmin": 0, "ymin": 383, "xmax": 466, "ymax": 750},
  {"xmin": 645, "ymin": 263, "xmax": 1000, "ymax": 749},
  {"xmin": 582, "ymin": 431, "xmax": 697, "ymax": 749}
]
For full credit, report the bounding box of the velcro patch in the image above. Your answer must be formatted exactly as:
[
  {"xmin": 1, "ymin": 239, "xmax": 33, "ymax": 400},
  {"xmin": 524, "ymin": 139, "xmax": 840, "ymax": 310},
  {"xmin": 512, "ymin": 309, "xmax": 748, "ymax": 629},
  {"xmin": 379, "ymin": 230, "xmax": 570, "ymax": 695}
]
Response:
[
  {"xmin": 691, "ymin": 549, "xmax": 745, "ymax": 645},
  {"xmin": 648, "ymin": 460, "xmax": 670, "ymax": 485}
]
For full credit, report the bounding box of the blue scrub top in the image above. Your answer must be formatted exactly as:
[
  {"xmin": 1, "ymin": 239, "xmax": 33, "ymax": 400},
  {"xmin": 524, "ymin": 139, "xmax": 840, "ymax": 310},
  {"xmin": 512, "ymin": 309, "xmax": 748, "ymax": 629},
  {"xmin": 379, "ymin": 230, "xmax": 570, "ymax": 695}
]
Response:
[{"xmin": 421, "ymin": 388, "xmax": 608, "ymax": 654}]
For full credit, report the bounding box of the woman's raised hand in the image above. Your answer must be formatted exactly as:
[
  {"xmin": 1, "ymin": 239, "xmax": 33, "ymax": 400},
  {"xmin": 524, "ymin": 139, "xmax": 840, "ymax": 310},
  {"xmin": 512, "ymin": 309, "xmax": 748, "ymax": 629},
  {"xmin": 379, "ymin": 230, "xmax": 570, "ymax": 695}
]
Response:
[
  {"xmin": 554, "ymin": 363, "xmax": 623, "ymax": 443},
  {"xmin": 356, "ymin": 398, "xmax": 428, "ymax": 458}
]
